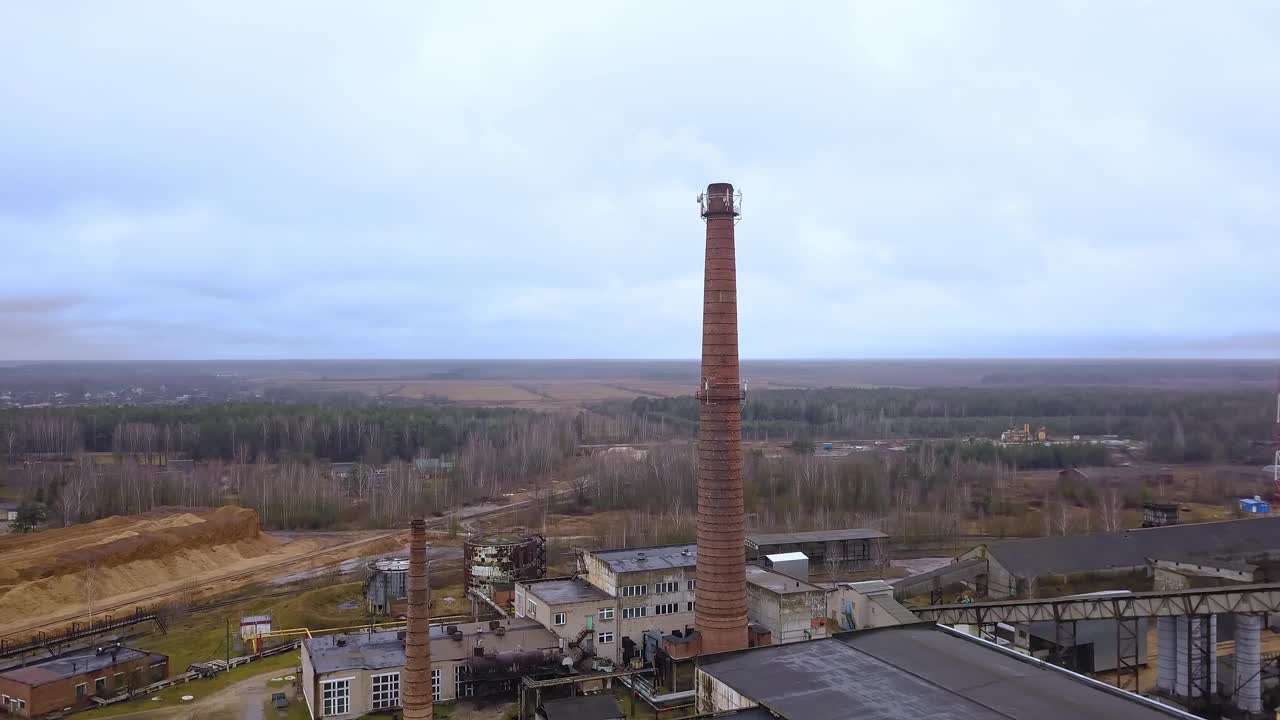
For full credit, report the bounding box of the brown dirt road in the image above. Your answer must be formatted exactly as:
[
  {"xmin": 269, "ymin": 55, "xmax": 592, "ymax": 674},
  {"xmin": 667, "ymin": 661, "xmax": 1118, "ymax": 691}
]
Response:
[{"xmin": 92, "ymin": 670, "xmax": 282, "ymax": 720}]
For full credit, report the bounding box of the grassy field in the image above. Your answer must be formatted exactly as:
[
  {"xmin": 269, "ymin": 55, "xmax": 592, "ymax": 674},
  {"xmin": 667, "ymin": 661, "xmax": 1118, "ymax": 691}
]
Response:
[{"xmin": 77, "ymin": 651, "xmax": 299, "ymax": 719}]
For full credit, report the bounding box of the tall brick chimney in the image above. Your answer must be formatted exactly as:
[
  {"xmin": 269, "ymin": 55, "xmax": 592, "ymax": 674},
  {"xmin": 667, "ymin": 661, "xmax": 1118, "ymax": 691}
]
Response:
[
  {"xmin": 693, "ymin": 182, "xmax": 748, "ymax": 654},
  {"xmin": 402, "ymin": 518, "xmax": 433, "ymax": 719}
]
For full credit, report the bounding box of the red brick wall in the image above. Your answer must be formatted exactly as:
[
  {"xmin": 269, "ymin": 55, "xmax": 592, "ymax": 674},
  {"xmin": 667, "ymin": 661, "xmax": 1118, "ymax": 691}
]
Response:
[{"xmin": 3, "ymin": 654, "xmax": 167, "ymax": 717}]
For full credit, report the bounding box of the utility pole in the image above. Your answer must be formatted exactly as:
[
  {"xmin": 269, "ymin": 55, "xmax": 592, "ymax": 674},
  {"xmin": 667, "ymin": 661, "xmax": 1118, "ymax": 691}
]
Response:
[{"xmin": 226, "ymin": 617, "xmax": 231, "ymax": 667}]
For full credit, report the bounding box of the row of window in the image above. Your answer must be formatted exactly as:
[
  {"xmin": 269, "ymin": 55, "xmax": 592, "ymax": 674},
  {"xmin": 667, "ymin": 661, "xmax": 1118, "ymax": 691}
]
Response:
[
  {"xmin": 2, "ymin": 696, "xmax": 27, "ymax": 713},
  {"xmin": 322, "ymin": 669, "xmax": 473, "ymax": 715},
  {"xmin": 552, "ymin": 601, "xmax": 690, "ymax": 627},
  {"xmin": 620, "ymin": 580, "xmax": 694, "ymax": 597}
]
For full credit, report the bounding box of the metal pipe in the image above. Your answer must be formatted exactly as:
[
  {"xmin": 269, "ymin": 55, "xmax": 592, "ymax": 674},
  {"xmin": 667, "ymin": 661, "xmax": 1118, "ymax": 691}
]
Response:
[
  {"xmin": 694, "ymin": 182, "xmax": 748, "ymax": 655},
  {"xmin": 403, "ymin": 518, "xmax": 433, "ymax": 719}
]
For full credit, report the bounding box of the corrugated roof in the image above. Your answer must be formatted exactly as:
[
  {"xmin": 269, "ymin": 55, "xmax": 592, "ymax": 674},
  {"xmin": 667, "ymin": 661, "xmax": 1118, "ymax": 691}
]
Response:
[
  {"xmin": 699, "ymin": 624, "xmax": 1187, "ymax": 719},
  {"xmin": 747, "ymin": 529, "xmax": 888, "ymax": 546},
  {"xmin": 985, "ymin": 516, "xmax": 1280, "ymax": 578}
]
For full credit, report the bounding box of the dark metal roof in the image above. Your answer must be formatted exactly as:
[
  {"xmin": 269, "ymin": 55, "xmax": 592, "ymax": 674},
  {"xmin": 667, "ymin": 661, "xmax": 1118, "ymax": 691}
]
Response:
[
  {"xmin": 698, "ymin": 624, "xmax": 1187, "ymax": 719},
  {"xmin": 985, "ymin": 516, "xmax": 1280, "ymax": 578},
  {"xmin": 747, "ymin": 529, "xmax": 888, "ymax": 546},
  {"xmin": 524, "ymin": 578, "xmax": 612, "ymax": 604},
  {"xmin": 588, "ymin": 545, "xmax": 697, "ymax": 573},
  {"xmin": 891, "ymin": 558, "xmax": 987, "ymax": 589},
  {"xmin": 304, "ymin": 618, "xmax": 557, "ymax": 674},
  {"xmin": 537, "ymin": 694, "xmax": 625, "ymax": 719},
  {"xmin": 0, "ymin": 647, "xmax": 160, "ymax": 687}
]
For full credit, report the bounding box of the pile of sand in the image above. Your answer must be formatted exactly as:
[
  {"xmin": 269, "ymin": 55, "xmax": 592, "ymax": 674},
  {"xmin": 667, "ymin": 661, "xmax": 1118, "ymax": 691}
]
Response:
[{"xmin": 0, "ymin": 506, "xmax": 278, "ymax": 623}]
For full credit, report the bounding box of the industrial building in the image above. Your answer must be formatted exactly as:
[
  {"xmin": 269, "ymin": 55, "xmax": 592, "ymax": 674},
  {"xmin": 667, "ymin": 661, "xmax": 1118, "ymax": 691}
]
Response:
[
  {"xmin": 962, "ymin": 516, "xmax": 1280, "ymax": 598},
  {"xmin": 0, "ymin": 645, "xmax": 168, "ymax": 717},
  {"xmin": 743, "ymin": 565, "xmax": 829, "ymax": 645},
  {"xmin": 1013, "ymin": 618, "xmax": 1150, "ymax": 673},
  {"xmin": 300, "ymin": 618, "xmax": 561, "ymax": 718},
  {"xmin": 694, "ymin": 623, "xmax": 1192, "ymax": 719},
  {"xmin": 515, "ymin": 545, "xmax": 698, "ymax": 666},
  {"xmin": 746, "ymin": 528, "xmax": 889, "ymax": 575},
  {"xmin": 829, "ymin": 580, "xmax": 921, "ymax": 631}
]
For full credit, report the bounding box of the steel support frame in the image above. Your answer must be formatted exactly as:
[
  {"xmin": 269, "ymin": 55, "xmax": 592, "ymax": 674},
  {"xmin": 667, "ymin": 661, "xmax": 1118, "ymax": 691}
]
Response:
[
  {"xmin": 1052, "ymin": 605, "xmax": 1077, "ymax": 673},
  {"xmin": 1115, "ymin": 614, "xmax": 1140, "ymax": 691},
  {"xmin": 913, "ymin": 582, "xmax": 1280, "ymax": 625},
  {"xmin": 1182, "ymin": 615, "xmax": 1213, "ymax": 706}
]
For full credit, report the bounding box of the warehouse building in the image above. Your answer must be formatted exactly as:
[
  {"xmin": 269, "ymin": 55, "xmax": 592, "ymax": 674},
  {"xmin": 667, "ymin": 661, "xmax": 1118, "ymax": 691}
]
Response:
[
  {"xmin": 695, "ymin": 623, "xmax": 1194, "ymax": 719},
  {"xmin": 0, "ymin": 645, "xmax": 168, "ymax": 717},
  {"xmin": 300, "ymin": 618, "xmax": 560, "ymax": 718},
  {"xmin": 746, "ymin": 529, "xmax": 888, "ymax": 575},
  {"xmin": 962, "ymin": 516, "xmax": 1280, "ymax": 598}
]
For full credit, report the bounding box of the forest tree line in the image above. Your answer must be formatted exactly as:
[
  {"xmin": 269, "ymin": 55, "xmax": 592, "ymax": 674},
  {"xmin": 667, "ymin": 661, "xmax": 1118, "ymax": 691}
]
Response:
[
  {"xmin": 588, "ymin": 386, "xmax": 1274, "ymax": 463},
  {"xmin": 0, "ymin": 404, "xmax": 578, "ymax": 464},
  {"xmin": 574, "ymin": 441, "xmax": 1259, "ymax": 549}
]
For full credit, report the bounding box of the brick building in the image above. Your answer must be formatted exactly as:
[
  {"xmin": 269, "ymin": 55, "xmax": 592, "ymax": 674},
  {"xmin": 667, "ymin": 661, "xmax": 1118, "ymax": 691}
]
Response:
[{"xmin": 0, "ymin": 645, "xmax": 168, "ymax": 717}]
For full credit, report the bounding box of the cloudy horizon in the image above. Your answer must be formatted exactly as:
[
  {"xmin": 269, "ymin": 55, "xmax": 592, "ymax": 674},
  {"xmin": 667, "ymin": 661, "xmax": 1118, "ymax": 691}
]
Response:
[{"xmin": 2, "ymin": 2, "xmax": 1277, "ymax": 361}]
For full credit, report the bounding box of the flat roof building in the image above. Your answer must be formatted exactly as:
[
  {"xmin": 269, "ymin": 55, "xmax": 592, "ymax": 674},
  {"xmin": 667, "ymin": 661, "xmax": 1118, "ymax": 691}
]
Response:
[
  {"xmin": 696, "ymin": 623, "xmax": 1192, "ymax": 719},
  {"xmin": 0, "ymin": 645, "xmax": 168, "ymax": 718},
  {"xmin": 517, "ymin": 545, "xmax": 699, "ymax": 668},
  {"xmin": 300, "ymin": 618, "xmax": 560, "ymax": 719}
]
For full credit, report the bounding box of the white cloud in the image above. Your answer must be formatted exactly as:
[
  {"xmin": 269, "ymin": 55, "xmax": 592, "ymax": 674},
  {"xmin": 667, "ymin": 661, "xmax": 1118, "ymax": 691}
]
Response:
[{"xmin": 0, "ymin": 1, "xmax": 1277, "ymax": 359}]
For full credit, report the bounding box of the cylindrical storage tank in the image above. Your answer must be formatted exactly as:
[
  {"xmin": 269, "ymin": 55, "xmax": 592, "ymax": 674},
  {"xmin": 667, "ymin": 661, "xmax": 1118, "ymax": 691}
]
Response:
[
  {"xmin": 1236, "ymin": 614, "xmax": 1263, "ymax": 714},
  {"xmin": 1175, "ymin": 617, "xmax": 1189, "ymax": 697},
  {"xmin": 366, "ymin": 558, "xmax": 410, "ymax": 614},
  {"xmin": 1208, "ymin": 615, "xmax": 1217, "ymax": 694},
  {"xmin": 1156, "ymin": 617, "xmax": 1177, "ymax": 694},
  {"xmin": 463, "ymin": 531, "xmax": 546, "ymax": 598}
]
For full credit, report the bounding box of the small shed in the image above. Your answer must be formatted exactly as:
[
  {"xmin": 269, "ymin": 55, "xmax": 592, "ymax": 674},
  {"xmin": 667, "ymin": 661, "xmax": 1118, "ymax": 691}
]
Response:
[
  {"xmin": 1141, "ymin": 501, "xmax": 1180, "ymax": 528},
  {"xmin": 535, "ymin": 694, "xmax": 625, "ymax": 720},
  {"xmin": 1240, "ymin": 498, "xmax": 1271, "ymax": 514},
  {"xmin": 763, "ymin": 552, "xmax": 809, "ymax": 580},
  {"xmin": 239, "ymin": 615, "xmax": 272, "ymax": 640}
]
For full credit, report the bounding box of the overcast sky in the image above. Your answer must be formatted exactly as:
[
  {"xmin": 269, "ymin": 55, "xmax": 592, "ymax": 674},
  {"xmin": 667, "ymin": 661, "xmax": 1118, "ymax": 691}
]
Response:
[{"xmin": 2, "ymin": 2, "xmax": 1277, "ymax": 361}]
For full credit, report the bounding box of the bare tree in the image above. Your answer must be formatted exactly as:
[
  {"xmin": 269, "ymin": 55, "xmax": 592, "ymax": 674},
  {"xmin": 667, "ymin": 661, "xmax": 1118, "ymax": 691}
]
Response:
[{"xmin": 1098, "ymin": 487, "xmax": 1124, "ymax": 532}]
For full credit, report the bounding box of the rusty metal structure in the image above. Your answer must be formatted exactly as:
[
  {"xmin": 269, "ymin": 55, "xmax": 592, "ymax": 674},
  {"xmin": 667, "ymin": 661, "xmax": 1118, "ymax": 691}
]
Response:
[
  {"xmin": 463, "ymin": 531, "xmax": 547, "ymax": 599},
  {"xmin": 693, "ymin": 182, "xmax": 748, "ymax": 654},
  {"xmin": 402, "ymin": 518, "xmax": 433, "ymax": 719}
]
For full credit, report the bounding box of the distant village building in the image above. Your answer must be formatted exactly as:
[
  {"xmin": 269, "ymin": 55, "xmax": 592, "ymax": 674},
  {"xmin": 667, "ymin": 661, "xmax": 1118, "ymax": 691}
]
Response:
[{"xmin": 1002, "ymin": 424, "xmax": 1049, "ymax": 444}]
